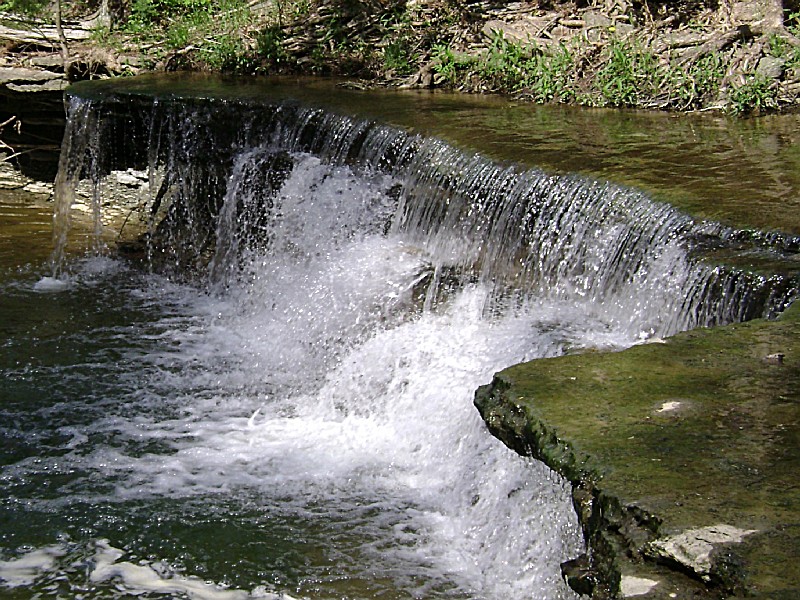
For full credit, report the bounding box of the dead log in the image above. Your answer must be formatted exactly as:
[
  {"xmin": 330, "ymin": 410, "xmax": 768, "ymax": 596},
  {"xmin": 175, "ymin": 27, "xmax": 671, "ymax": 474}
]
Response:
[{"xmin": 678, "ymin": 25, "xmax": 753, "ymax": 66}]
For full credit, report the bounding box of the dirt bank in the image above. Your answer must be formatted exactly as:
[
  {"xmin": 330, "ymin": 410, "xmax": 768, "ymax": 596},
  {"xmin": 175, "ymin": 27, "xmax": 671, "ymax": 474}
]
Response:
[{"xmin": 2, "ymin": 1, "xmax": 800, "ymax": 117}]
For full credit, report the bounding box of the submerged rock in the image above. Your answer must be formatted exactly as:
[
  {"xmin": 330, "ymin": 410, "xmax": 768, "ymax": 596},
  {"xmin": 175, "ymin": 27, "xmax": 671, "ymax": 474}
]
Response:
[{"xmin": 0, "ymin": 159, "xmax": 53, "ymax": 198}]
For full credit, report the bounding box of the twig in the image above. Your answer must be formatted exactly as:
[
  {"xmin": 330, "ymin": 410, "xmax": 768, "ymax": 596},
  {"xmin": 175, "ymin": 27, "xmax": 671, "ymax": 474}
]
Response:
[
  {"xmin": 0, "ymin": 115, "xmax": 19, "ymax": 129},
  {"xmin": 1, "ymin": 148, "xmax": 37, "ymax": 162},
  {"xmin": 0, "ymin": 116, "xmax": 21, "ymax": 160}
]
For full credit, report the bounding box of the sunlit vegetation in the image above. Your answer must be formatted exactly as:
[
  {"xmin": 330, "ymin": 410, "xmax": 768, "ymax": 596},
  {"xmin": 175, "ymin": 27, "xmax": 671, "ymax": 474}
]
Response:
[{"xmin": 2, "ymin": 0, "xmax": 800, "ymax": 114}]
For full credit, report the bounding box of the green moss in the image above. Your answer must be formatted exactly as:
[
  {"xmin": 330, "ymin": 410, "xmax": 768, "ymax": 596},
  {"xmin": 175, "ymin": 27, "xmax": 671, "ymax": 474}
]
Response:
[{"xmin": 476, "ymin": 301, "xmax": 800, "ymax": 596}]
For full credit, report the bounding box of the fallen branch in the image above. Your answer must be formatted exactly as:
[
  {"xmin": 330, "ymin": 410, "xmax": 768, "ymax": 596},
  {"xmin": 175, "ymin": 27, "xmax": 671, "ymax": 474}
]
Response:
[{"xmin": 678, "ymin": 25, "xmax": 753, "ymax": 65}]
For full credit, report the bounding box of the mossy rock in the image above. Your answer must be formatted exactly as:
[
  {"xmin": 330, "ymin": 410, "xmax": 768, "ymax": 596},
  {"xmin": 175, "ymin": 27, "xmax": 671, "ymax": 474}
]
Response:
[{"xmin": 475, "ymin": 302, "xmax": 800, "ymax": 598}]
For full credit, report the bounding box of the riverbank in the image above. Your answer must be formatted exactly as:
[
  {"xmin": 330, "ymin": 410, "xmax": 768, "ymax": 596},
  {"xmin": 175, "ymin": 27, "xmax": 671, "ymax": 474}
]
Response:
[
  {"xmin": 475, "ymin": 301, "xmax": 800, "ymax": 598},
  {"xmin": 1, "ymin": 1, "xmax": 800, "ymax": 116}
]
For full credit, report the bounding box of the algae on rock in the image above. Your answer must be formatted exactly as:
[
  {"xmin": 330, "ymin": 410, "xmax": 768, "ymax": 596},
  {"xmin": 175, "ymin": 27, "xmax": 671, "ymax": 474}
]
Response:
[{"xmin": 475, "ymin": 301, "xmax": 800, "ymax": 598}]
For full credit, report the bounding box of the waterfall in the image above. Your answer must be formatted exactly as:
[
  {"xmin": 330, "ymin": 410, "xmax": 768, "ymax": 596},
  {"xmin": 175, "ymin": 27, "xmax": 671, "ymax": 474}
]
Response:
[
  {"xmin": 28, "ymin": 77, "xmax": 797, "ymax": 599},
  {"xmin": 52, "ymin": 87, "xmax": 795, "ymax": 335}
]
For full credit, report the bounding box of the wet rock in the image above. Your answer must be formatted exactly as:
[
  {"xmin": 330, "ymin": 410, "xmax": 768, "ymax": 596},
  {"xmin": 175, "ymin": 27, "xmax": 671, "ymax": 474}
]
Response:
[
  {"xmin": 645, "ymin": 524, "xmax": 756, "ymax": 585},
  {"xmin": 619, "ymin": 575, "xmax": 658, "ymax": 597},
  {"xmin": 561, "ymin": 553, "xmax": 597, "ymax": 596},
  {"xmin": 21, "ymin": 180, "xmax": 53, "ymax": 198},
  {"xmin": 474, "ymin": 302, "xmax": 800, "ymax": 598},
  {"xmin": 112, "ymin": 169, "xmax": 149, "ymax": 188},
  {"xmin": 0, "ymin": 159, "xmax": 52, "ymax": 198},
  {"xmin": 0, "ymin": 159, "xmax": 29, "ymax": 190}
]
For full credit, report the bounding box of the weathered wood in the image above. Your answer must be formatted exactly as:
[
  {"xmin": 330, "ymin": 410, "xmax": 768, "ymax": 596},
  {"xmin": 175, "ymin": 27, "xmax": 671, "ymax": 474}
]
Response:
[
  {"xmin": 0, "ymin": 20, "xmax": 93, "ymax": 48},
  {"xmin": 677, "ymin": 26, "xmax": 753, "ymax": 65}
]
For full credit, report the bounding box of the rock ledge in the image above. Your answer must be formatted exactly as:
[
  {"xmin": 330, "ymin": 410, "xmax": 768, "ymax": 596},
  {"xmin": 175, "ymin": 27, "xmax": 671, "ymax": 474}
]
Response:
[{"xmin": 475, "ymin": 302, "xmax": 800, "ymax": 598}]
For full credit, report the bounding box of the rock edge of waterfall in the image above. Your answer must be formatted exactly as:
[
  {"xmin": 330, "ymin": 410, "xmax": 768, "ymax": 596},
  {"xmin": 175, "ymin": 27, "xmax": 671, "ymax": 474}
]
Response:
[{"xmin": 475, "ymin": 301, "xmax": 800, "ymax": 599}]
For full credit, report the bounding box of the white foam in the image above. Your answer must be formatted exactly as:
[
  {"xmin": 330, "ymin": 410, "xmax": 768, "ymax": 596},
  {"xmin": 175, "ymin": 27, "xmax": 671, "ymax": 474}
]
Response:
[
  {"xmin": 2, "ymin": 540, "xmax": 298, "ymax": 599},
  {"xmin": 0, "ymin": 544, "xmax": 65, "ymax": 588},
  {"xmin": 77, "ymin": 282, "xmax": 593, "ymax": 597},
  {"xmin": 7, "ymin": 153, "xmax": 643, "ymax": 599},
  {"xmin": 33, "ymin": 275, "xmax": 70, "ymax": 292},
  {"xmin": 90, "ymin": 540, "xmax": 264, "ymax": 599}
]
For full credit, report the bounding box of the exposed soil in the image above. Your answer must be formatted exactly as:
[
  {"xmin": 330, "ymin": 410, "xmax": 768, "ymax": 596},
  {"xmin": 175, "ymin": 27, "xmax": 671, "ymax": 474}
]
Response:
[{"xmin": 2, "ymin": 1, "xmax": 800, "ymax": 117}]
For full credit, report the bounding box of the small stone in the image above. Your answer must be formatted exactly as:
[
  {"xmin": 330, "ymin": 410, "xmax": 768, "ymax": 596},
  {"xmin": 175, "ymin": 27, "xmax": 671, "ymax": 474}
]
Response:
[
  {"xmin": 763, "ymin": 353, "xmax": 785, "ymax": 365},
  {"xmin": 646, "ymin": 524, "xmax": 757, "ymax": 580},
  {"xmin": 23, "ymin": 181, "xmax": 53, "ymax": 197},
  {"xmin": 583, "ymin": 10, "xmax": 613, "ymax": 29},
  {"xmin": 756, "ymin": 56, "xmax": 785, "ymax": 80},
  {"xmin": 620, "ymin": 575, "xmax": 659, "ymax": 597},
  {"xmin": 6, "ymin": 79, "xmax": 67, "ymax": 93},
  {"xmin": 117, "ymin": 55, "xmax": 143, "ymax": 68},
  {"xmin": 113, "ymin": 169, "xmax": 148, "ymax": 188},
  {"xmin": 29, "ymin": 55, "xmax": 65, "ymax": 70},
  {"xmin": 0, "ymin": 66, "xmax": 62, "ymax": 84}
]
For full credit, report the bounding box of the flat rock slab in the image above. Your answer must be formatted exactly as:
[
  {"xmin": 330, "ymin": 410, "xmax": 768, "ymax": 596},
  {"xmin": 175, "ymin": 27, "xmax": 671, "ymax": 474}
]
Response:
[
  {"xmin": 0, "ymin": 66, "xmax": 66, "ymax": 92},
  {"xmin": 475, "ymin": 302, "xmax": 800, "ymax": 598},
  {"xmin": 0, "ymin": 22, "xmax": 93, "ymax": 46}
]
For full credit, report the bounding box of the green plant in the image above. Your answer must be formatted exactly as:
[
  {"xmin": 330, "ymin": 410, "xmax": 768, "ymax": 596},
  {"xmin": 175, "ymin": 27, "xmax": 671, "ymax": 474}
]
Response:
[
  {"xmin": 432, "ymin": 44, "xmax": 462, "ymax": 83},
  {"xmin": 482, "ymin": 31, "xmax": 529, "ymax": 88},
  {"xmin": 0, "ymin": 0, "xmax": 49, "ymax": 15},
  {"xmin": 166, "ymin": 18, "xmax": 197, "ymax": 49},
  {"xmin": 127, "ymin": 0, "xmax": 217, "ymax": 31},
  {"xmin": 596, "ymin": 39, "xmax": 659, "ymax": 107},
  {"xmin": 378, "ymin": 6, "xmax": 417, "ymax": 76},
  {"xmin": 201, "ymin": 33, "xmax": 254, "ymax": 71},
  {"xmin": 790, "ymin": 45, "xmax": 800, "ymax": 69},
  {"xmin": 690, "ymin": 52, "xmax": 725, "ymax": 96},
  {"xmin": 787, "ymin": 9, "xmax": 800, "ymax": 37},
  {"xmin": 768, "ymin": 33, "xmax": 789, "ymax": 58},
  {"xmin": 384, "ymin": 40, "xmax": 412, "ymax": 75},
  {"xmin": 90, "ymin": 24, "xmax": 112, "ymax": 44},
  {"xmin": 729, "ymin": 74, "xmax": 779, "ymax": 115},
  {"xmin": 310, "ymin": 44, "xmax": 328, "ymax": 73},
  {"xmin": 431, "ymin": 34, "xmax": 577, "ymax": 102},
  {"xmin": 671, "ymin": 52, "xmax": 726, "ymax": 109},
  {"xmin": 523, "ymin": 43, "xmax": 575, "ymax": 102},
  {"xmin": 256, "ymin": 25, "xmax": 286, "ymax": 65},
  {"xmin": 432, "ymin": 44, "xmax": 475, "ymax": 85},
  {"xmin": 292, "ymin": 0, "xmax": 311, "ymax": 18}
]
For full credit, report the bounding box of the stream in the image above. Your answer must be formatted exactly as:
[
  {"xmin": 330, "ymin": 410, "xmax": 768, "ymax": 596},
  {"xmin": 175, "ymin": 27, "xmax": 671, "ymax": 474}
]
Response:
[{"xmin": 0, "ymin": 74, "xmax": 797, "ymax": 599}]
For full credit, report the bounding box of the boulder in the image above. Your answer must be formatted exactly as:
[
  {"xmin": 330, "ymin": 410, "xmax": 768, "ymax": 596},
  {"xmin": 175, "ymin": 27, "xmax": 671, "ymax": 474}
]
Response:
[{"xmin": 756, "ymin": 55, "xmax": 786, "ymax": 80}]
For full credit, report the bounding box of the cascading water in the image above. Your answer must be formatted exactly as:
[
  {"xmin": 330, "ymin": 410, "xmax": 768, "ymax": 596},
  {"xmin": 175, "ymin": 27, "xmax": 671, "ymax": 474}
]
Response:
[{"xmin": 1, "ymin": 76, "xmax": 796, "ymax": 599}]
